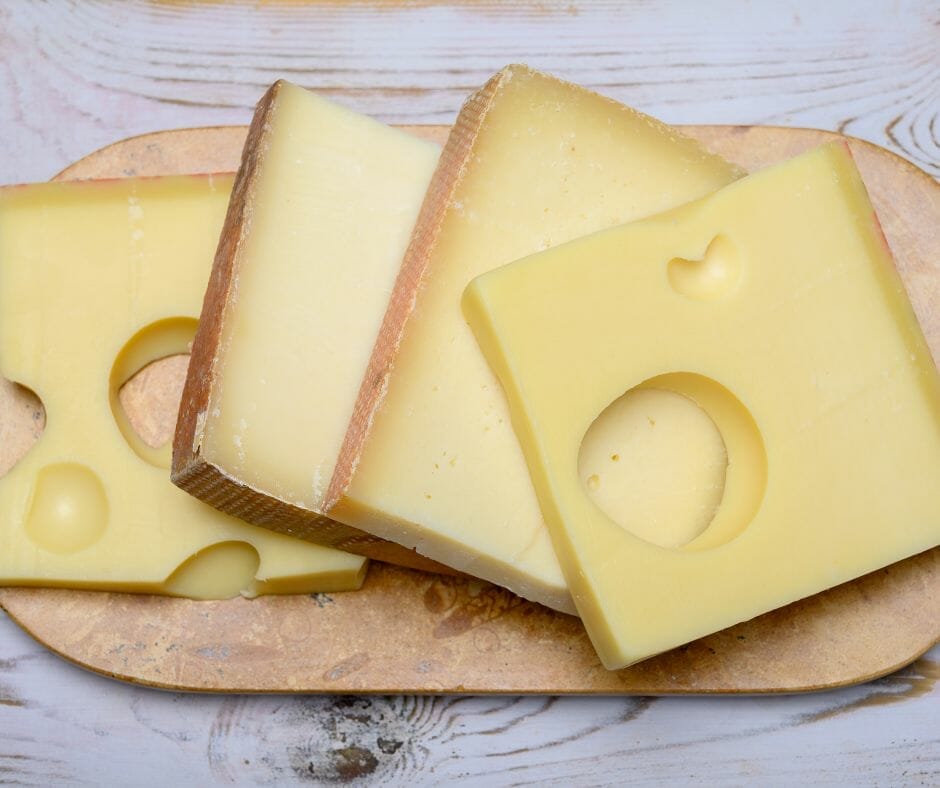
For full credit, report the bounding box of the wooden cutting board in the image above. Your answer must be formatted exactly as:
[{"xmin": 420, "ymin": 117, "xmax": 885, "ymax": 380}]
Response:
[{"xmin": 0, "ymin": 125, "xmax": 937, "ymax": 694}]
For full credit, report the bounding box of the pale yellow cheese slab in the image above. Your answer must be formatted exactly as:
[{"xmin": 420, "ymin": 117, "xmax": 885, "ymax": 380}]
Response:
[
  {"xmin": 0, "ymin": 176, "xmax": 366, "ymax": 597},
  {"xmin": 330, "ymin": 65, "xmax": 743, "ymax": 612},
  {"xmin": 172, "ymin": 81, "xmax": 445, "ymax": 571},
  {"xmin": 198, "ymin": 82, "xmax": 438, "ymax": 511},
  {"xmin": 463, "ymin": 142, "xmax": 940, "ymax": 668}
]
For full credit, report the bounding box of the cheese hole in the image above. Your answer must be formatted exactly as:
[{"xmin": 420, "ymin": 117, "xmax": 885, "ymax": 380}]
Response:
[
  {"xmin": 580, "ymin": 373, "xmax": 767, "ymax": 551},
  {"xmin": 118, "ymin": 354, "xmax": 190, "ymax": 450},
  {"xmin": 109, "ymin": 318, "xmax": 198, "ymax": 468},
  {"xmin": 579, "ymin": 388, "xmax": 728, "ymax": 549},
  {"xmin": 164, "ymin": 541, "xmax": 261, "ymax": 600},
  {"xmin": 667, "ymin": 234, "xmax": 741, "ymax": 301},
  {"xmin": 0, "ymin": 379, "xmax": 46, "ymax": 479},
  {"xmin": 25, "ymin": 462, "xmax": 109, "ymax": 554}
]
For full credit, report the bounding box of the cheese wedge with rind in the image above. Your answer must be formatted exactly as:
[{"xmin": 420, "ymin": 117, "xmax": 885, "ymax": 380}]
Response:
[
  {"xmin": 172, "ymin": 80, "xmax": 446, "ymax": 573},
  {"xmin": 0, "ymin": 175, "xmax": 366, "ymax": 597},
  {"xmin": 326, "ymin": 65, "xmax": 743, "ymax": 613},
  {"xmin": 463, "ymin": 142, "xmax": 940, "ymax": 667}
]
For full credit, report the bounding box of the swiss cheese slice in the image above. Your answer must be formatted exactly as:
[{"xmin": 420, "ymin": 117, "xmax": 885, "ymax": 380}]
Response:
[
  {"xmin": 326, "ymin": 65, "xmax": 743, "ymax": 612},
  {"xmin": 0, "ymin": 176, "xmax": 366, "ymax": 597},
  {"xmin": 463, "ymin": 142, "xmax": 940, "ymax": 667},
  {"xmin": 172, "ymin": 80, "xmax": 446, "ymax": 572}
]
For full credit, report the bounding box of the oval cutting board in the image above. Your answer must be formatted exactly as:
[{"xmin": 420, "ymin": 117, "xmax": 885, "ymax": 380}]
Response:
[{"xmin": 0, "ymin": 125, "xmax": 937, "ymax": 694}]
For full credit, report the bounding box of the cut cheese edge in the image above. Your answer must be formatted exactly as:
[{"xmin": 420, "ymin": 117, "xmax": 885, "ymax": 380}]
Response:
[
  {"xmin": 463, "ymin": 142, "xmax": 940, "ymax": 667},
  {"xmin": 0, "ymin": 176, "xmax": 366, "ymax": 597},
  {"xmin": 326, "ymin": 65, "xmax": 744, "ymax": 613},
  {"xmin": 171, "ymin": 80, "xmax": 448, "ymax": 572}
]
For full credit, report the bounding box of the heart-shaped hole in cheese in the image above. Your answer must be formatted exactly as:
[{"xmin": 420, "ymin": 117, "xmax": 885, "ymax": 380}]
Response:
[{"xmin": 667, "ymin": 234, "xmax": 741, "ymax": 300}]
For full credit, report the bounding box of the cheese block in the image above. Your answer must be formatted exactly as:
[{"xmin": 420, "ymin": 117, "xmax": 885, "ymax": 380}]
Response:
[
  {"xmin": 171, "ymin": 80, "xmax": 447, "ymax": 572},
  {"xmin": 0, "ymin": 176, "xmax": 366, "ymax": 597},
  {"xmin": 315, "ymin": 65, "xmax": 743, "ymax": 613},
  {"xmin": 463, "ymin": 142, "xmax": 940, "ymax": 667}
]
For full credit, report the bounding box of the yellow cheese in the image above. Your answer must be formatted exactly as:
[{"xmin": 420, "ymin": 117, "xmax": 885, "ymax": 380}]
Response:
[
  {"xmin": 327, "ymin": 65, "xmax": 743, "ymax": 612},
  {"xmin": 172, "ymin": 80, "xmax": 446, "ymax": 572},
  {"xmin": 463, "ymin": 142, "xmax": 940, "ymax": 667},
  {"xmin": 0, "ymin": 176, "xmax": 366, "ymax": 597}
]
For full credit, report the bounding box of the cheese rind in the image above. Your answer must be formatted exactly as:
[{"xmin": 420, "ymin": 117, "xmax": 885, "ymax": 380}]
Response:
[
  {"xmin": 463, "ymin": 142, "xmax": 940, "ymax": 667},
  {"xmin": 171, "ymin": 81, "xmax": 446, "ymax": 572},
  {"xmin": 0, "ymin": 176, "xmax": 366, "ymax": 597},
  {"xmin": 328, "ymin": 65, "xmax": 743, "ymax": 612}
]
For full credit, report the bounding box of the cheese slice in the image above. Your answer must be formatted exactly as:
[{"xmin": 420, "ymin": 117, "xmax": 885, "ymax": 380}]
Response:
[
  {"xmin": 463, "ymin": 142, "xmax": 940, "ymax": 667},
  {"xmin": 325, "ymin": 65, "xmax": 743, "ymax": 613},
  {"xmin": 172, "ymin": 80, "xmax": 447, "ymax": 572},
  {"xmin": 0, "ymin": 176, "xmax": 366, "ymax": 597}
]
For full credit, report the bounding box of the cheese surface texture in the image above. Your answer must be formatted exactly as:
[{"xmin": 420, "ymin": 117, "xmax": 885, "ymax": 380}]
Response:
[
  {"xmin": 463, "ymin": 143, "xmax": 940, "ymax": 667},
  {"xmin": 329, "ymin": 65, "xmax": 743, "ymax": 612},
  {"xmin": 173, "ymin": 81, "xmax": 444, "ymax": 570},
  {"xmin": 0, "ymin": 176, "xmax": 366, "ymax": 597}
]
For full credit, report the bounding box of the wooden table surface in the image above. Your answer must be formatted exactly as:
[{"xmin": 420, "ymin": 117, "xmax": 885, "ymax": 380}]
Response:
[{"xmin": 1, "ymin": 1, "xmax": 938, "ymax": 784}]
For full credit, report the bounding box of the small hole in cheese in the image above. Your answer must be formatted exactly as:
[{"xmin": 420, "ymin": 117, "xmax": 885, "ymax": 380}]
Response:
[{"xmin": 667, "ymin": 234, "xmax": 741, "ymax": 301}]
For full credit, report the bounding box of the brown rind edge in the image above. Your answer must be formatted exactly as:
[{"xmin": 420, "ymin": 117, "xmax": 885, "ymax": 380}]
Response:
[
  {"xmin": 169, "ymin": 80, "xmax": 454, "ymax": 575},
  {"xmin": 322, "ymin": 63, "xmax": 742, "ymax": 512},
  {"xmin": 322, "ymin": 67, "xmax": 512, "ymax": 512}
]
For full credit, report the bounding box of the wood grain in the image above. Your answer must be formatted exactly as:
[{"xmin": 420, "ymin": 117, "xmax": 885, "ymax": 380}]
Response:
[
  {"xmin": 0, "ymin": 1, "xmax": 937, "ymax": 186},
  {"xmin": 0, "ymin": 614, "xmax": 937, "ymax": 784},
  {"xmin": 0, "ymin": 124, "xmax": 937, "ymax": 694}
]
